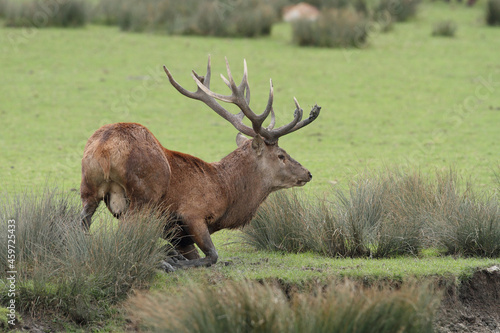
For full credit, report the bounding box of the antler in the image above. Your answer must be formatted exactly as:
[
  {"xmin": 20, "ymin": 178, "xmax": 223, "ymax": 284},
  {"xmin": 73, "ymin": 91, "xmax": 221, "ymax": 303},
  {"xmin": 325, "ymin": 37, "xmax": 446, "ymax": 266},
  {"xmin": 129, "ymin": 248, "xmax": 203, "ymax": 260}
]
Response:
[{"xmin": 163, "ymin": 56, "xmax": 321, "ymax": 144}]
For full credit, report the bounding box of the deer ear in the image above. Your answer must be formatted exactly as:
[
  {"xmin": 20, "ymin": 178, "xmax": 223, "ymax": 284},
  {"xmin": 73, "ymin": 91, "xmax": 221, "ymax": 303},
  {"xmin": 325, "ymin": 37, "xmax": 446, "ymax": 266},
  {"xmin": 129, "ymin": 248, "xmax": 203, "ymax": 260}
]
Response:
[
  {"xmin": 251, "ymin": 135, "xmax": 265, "ymax": 156},
  {"xmin": 236, "ymin": 133, "xmax": 248, "ymax": 147}
]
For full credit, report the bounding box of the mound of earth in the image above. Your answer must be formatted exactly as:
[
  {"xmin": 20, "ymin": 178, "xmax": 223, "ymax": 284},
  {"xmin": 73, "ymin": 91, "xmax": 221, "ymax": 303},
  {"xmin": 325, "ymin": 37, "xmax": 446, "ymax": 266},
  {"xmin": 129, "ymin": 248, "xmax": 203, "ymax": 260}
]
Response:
[{"xmin": 436, "ymin": 265, "xmax": 500, "ymax": 333}]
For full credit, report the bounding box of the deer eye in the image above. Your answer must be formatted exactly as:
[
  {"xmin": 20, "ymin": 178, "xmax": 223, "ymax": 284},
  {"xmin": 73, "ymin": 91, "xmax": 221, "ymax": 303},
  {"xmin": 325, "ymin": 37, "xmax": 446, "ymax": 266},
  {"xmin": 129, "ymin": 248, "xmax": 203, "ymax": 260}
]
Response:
[{"xmin": 278, "ymin": 154, "xmax": 286, "ymax": 161}]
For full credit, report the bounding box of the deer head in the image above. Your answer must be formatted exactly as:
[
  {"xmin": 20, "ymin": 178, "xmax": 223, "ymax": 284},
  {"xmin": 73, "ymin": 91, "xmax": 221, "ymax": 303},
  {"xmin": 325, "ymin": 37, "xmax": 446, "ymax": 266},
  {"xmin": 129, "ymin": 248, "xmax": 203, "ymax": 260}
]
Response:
[{"xmin": 163, "ymin": 56, "xmax": 320, "ymax": 191}]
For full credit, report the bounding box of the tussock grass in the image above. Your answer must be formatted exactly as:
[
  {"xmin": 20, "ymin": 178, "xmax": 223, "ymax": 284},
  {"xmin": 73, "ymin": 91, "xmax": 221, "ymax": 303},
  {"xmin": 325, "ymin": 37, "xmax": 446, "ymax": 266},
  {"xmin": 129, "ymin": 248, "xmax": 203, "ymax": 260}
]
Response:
[
  {"xmin": 188, "ymin": 0, "xmax": 277, "ymax": 37},
  {"xmin": 0, "ymin": 0, "xmax": 6, "ymax": 18},
  {"xmin": 3, "ymin": 0, "xmax": 89, "ymax": 28},
  {"xmin": 132, "ymin": 279, "xmax": 440, "ymax": 333},
  {"xmin": 0, "ymin": 187, "xmax": 170, "ymax": 323},
  {"xmin": 95, "ymin": 0, "xmax": 198, "ymax": 34},
  {"xmin": 292, "ymin": 8, "xmax": 369, "ymax": 48},
  {"xmin": 433, "ymin": 189, "xmax": 500, "ymax": 257},
  {"xmin": 293, "ymin": 281, "xmax": 438, "ymax": 333},
  {"xmin": 375, "ymin": 0, "xmax": 420, "ymax": 22},
  {"xmin": 244, "ymin": 168, "xmax": 500, "ymax": 258},
  {"xmin": 486, "ymin": 0, "xmax": 500, "ymax": 26},
  {"xmin": 243, "ymin": 191, "xmax": 325, "ymax": 254},
  {"xmin": 92, "ymin": 0, "xmax": 277, "ymax": 37},
  {"xmin": 432, "ymin": 20, "xmax": 457, "ymax": 37}
]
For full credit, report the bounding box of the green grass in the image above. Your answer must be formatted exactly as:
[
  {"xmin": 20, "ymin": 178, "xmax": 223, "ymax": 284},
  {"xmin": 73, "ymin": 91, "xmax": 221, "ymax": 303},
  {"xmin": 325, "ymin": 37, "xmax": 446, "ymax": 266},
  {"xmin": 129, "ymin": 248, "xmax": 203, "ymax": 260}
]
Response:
[
  {"xmin": 153, "ymin": 229, "xmax": 498, "ymax": 289},
  {"xmin": 0, "ymin": 1, "xmax": 499, "ymax": 195}
]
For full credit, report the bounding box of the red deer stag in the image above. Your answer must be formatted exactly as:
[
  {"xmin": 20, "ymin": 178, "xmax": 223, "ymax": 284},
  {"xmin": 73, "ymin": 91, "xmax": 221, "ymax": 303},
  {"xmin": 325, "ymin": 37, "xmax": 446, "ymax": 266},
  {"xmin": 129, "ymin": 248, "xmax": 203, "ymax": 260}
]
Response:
[{"xmin": 80, "ymin": 56, "xmax": 321, "ymax": 271}]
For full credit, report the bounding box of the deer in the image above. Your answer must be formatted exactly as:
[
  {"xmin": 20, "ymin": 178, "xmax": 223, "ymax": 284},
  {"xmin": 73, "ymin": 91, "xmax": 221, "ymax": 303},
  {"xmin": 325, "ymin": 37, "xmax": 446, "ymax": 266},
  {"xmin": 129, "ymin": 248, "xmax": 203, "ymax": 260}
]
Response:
[{"xmin": 80, "ymin": 56, "xmax": 321, "ymax": 271}]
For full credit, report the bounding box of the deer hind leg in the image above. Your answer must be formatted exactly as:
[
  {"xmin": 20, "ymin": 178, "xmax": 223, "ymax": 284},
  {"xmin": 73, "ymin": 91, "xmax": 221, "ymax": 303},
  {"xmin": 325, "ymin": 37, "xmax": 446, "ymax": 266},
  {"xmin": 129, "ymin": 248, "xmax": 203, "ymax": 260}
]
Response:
[
  {"xmin": 80, "ymin": 184, "xmax": 102, "ymax": 231},
  {"xmin": 80, "ymin": 177, "xmax": 105, "ymax": 231},
  {"xmin": 81, "ymin": 199, "xmax": 99, "ymax": 231}
]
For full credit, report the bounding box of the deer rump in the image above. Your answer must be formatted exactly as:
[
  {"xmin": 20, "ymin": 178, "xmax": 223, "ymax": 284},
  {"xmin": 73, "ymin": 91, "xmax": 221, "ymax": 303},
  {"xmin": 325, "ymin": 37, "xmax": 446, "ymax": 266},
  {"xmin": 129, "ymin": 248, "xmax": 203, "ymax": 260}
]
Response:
[
  {"xmin": 80, "ymin": 57, "xmax": 320, "ymax": 271},
  {"xmin": 81, "ymin": 123, "xmax": 171, "ymax": 218}
]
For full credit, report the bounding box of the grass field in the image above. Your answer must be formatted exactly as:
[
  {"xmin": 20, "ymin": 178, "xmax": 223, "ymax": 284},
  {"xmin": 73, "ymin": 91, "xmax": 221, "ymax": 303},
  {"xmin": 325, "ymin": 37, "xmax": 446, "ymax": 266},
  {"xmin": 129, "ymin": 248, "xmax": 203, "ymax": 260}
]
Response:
[
  {"xmin": 0, "ymin": 0, "xmax": 499, "ymax": 331},
  {"xmin": 0, "ymin": 1, "xmax": 498, "ymax": 194}
]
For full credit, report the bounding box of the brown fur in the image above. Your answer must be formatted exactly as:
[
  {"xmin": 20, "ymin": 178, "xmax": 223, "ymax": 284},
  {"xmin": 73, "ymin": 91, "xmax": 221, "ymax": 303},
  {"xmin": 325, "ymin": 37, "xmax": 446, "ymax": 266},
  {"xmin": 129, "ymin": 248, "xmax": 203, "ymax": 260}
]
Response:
[{"xmin": 81, "ymin": 122, "xmax": 312, "ymax": 268}]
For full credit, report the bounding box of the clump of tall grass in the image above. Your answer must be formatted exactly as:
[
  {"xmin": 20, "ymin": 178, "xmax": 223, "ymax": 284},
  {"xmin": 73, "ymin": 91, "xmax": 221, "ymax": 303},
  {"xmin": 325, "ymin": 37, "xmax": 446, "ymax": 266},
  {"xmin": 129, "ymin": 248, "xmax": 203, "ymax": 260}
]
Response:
[
  {"xmin": 131, "ymin": 279, "xmax": 440, "ymax": 333},
  {"xmin": 95, "ymin": 0, "xmax": 197, "ymax": 34},
  {"xmin": 133, "ymin": 280, "xmax": 292, "ymax": 332},
  {"xmin": 94, "ymin": 0, "xmax": 277, "ymax": 37},
  {"xmin": 486, "ymin": 0, "xmax": 500, "ymax": 26},
  {"xmin": 244, "ymin": 168, "xmax": 500, "ymax": 258},
  {"xmin": 432, "ymin": 186, "xmax": 500, "ymax": 257},
  {"xmin": 0, "ymin": 187, "xmax": 170, "ymax": 323},
  {"xmin": 233, "ymin": 0, "xmax": 277, "ymax": 37},
  {"xmin": 245, "ymin": 169, "xmax": 430, "ymax": 257},
  {"xmin": 293, "ymin": 281, "xmax": 439, "ymax": 333},
  {"xmin": 183, "ymin": 0, "xmax": 278, "ymax": 37},
  {"xmin": 372, "ymin": 9, "xmax": 395, "ymax": 32},
  {"xmin": 243, "ymin": 191, "xmax": 325, "ymax": 254},
  {"xmin": 292, "ymin": 8, "xmax": 369, "ymax": 48},
  {"xmin": 0, "ymin": 0, "xmax": 6, "ymax": 18},
  {"xmin": 374, "ymin": 0, "xmax": 420, "ymax": 22},
  {"xmin": 3, "ymin": 0, "xmax": 89, "ymax": 28},
  {"xmin": 432, "ymin": 20, "xmax": 457, "ymax": 37}
]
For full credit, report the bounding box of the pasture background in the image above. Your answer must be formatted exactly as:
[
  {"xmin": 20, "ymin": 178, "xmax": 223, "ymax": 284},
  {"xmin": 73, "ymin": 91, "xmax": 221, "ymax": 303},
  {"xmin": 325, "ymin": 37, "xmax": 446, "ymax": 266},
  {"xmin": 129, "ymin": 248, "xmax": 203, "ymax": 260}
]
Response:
[{"xmin": 0, "ymin": 1, "xmax": 498, "ymax": 194}]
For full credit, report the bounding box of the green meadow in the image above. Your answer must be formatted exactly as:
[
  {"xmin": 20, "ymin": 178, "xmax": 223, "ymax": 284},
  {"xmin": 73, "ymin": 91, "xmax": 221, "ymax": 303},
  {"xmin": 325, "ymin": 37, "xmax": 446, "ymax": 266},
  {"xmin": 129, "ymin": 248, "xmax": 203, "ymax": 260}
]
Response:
[
  {"xmin": 0, "ymin": 0, "xmax": 499, "ymax": 331},
  {"xmin": 1, "ymin": 2, "xmax": 498, "ymax": 194}
]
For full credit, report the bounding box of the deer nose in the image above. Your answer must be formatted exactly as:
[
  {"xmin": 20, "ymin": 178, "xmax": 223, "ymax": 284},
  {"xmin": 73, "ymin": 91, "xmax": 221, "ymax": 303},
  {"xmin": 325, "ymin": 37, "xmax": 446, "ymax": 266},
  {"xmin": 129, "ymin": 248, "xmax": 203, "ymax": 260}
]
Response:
[{"xmin": 308, "ymin": 172, "xmax": 312, "ymax": 180}]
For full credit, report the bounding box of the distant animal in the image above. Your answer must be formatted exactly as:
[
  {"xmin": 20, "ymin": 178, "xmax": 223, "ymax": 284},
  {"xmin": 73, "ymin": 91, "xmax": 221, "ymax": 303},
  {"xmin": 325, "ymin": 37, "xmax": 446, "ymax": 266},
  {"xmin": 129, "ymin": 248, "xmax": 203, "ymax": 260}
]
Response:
[
  {"xmin": 282, "ymin": 2, "xmax": 320, "ymax": 22},
  {"xmin": 80, "ymin": 56, "xmax": 321, "ymax": 270}
]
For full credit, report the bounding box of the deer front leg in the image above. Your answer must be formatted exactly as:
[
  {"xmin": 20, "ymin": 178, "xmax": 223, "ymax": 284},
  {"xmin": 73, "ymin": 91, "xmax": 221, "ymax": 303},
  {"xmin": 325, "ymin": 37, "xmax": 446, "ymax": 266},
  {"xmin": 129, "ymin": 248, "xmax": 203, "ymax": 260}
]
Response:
[
  {"xmin": 177, "ymin": 244, "xmax": 201, "ymax": 260},
  {"xmin": 162, "ymin": 219, "xmax": 218, "ymax": 271}
]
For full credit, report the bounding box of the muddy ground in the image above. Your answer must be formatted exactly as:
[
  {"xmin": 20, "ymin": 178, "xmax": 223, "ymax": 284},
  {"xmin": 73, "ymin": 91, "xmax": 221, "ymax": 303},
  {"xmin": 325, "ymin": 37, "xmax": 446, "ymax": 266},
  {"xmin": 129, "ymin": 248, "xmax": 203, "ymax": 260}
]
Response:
[{"xmin": 436, "ymin": 266, "xmax": 500, "ymax": 333}]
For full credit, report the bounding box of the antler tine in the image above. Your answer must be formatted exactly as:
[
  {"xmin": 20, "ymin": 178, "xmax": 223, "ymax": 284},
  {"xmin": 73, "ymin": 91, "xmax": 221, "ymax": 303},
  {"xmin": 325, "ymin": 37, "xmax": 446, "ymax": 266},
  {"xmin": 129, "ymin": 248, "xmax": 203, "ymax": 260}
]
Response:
[
  {"xmin": 224, "ymin": 57, "xmax": 238, "ymax": 91},
  {"xmin": 289, "ymin": 103, "xmax": 321, "ymax": 133},
  {"xmin": 165, "ymin": 57, "xmax": 320, "ymax": 143},
  {"xmin": 193, "ymin": 74, "xmax": 235, "ymax": 103},
  {"xmin": 164, "ymin": 55, "xmax": 212, "ymax": 98},
  {"xmin": 195, "ymin": 58, "xmax": 272, "ymax": 134},
  {"xmin": 294, "ymin": 96, "xmax": 301, "ymax": 110},
  {"xmin": 263, "ymin": 78, "xmax": 274, "ymax": 121},
  {"xmin": 220, "ymin": 73, "xmax": 231, "ymax": 88},
  {"xmin": 164, "ymin": 56, "xmax": 257, "ymax": 138},
  {"xmin": 163, "ymin": 65, "xmax": 196, "ymax": 99},
  {"xmin": 191, "ymin": 54, "xmax": 213, "ymax": 89},
  {"xmin": 264, "ymin": 98, "xmax": 303, "ymax": 140},
  {"xmin": 242, "ymin": 59, "xmax": 250, "ymax": 104},
  {"xmin": 259, "ymin": 96, "xmax": 321, "ymax": 143},
  {"xmin": 193, "ymin": 54, "xmax": 211, "ymax": 88},
  {"xmin": 266, "ymin": 108, "xmax": 276, "ymax": 130},
  {"xmin": 205, "ymin": 55, "xmax": 212, "ymax": 88}
]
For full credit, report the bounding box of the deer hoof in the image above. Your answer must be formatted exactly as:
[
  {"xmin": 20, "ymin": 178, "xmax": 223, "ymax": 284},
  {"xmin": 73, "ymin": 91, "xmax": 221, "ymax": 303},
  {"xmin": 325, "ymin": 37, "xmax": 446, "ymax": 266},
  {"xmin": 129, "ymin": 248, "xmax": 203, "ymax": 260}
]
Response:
[{"xmin": 161, "ymin": 260, "xmax": 177, "ymax": 273}]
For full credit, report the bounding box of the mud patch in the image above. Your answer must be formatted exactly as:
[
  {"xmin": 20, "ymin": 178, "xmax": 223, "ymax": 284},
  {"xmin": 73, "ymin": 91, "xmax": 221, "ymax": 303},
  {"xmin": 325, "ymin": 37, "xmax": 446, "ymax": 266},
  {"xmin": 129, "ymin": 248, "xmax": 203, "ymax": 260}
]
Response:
[{"xmin": 436, "ymin": 265, "xmax": 500, "ymax": 333}]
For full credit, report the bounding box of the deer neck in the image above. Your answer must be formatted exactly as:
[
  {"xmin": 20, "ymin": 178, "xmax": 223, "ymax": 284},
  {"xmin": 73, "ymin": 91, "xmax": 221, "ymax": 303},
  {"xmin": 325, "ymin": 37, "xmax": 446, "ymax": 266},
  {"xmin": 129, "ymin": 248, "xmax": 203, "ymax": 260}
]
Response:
[{"xmin": 213, "ymin": 146, "xmax": 272, "ymax": 230}]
